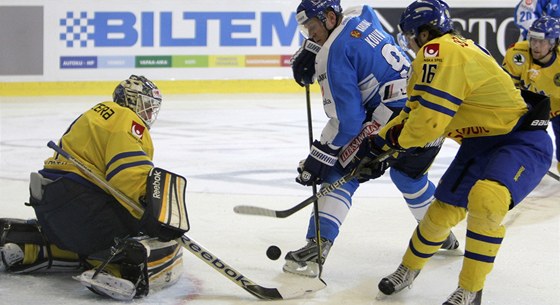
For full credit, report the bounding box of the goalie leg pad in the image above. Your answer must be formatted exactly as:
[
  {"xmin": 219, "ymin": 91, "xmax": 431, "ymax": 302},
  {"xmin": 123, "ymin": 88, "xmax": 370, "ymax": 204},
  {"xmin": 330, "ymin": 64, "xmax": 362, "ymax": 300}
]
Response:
[
  {"xmin": 142, "ymin": 167, "xmax": 189, "ymax": 241},
  {"xmin": 0, "ymin": 218, "xmax": 82, "ymax": 273}
]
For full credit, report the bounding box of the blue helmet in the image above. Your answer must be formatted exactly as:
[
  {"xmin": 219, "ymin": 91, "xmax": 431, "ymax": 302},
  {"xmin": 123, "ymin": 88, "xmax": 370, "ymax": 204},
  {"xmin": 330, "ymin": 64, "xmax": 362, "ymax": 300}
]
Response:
[
  {"xmin": 296, "ymin": 0, "xmax": 342, "ymax": 25},
  {"xmin": 528, "ymin": 16, "xmax": 560, "ymax": 41},
  {"xmin": 398, "ymin": 0, "xmax": 452, "ymax": 37}
]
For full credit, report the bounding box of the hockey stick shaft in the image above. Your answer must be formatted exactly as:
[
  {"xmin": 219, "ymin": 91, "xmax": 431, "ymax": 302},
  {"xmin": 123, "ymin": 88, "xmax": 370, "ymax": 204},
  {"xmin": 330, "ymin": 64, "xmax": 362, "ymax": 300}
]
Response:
[
  {"xmin": 304, "ymin": 83, "xmax": 323, "ymax": 277},
  {"xmin": 234, "ymin": 148, "xmax": 396, "ymax": 218},
  {"xmin": 46, "ymin": 141, "xmax": 325, "ymax": 300},
  {"xmin": 546, "ymin": 170, "xmax": 560, "ymax": 181}
]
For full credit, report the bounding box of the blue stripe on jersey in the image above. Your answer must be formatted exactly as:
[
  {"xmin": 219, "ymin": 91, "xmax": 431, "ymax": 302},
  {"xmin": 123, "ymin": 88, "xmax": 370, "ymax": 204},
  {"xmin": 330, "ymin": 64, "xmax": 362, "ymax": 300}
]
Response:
[
  {"xmin": 414, "ymin": 84, "xmax": 463, "ymax": 106},
  {"xmin": 106, "ymin": 160, "xmax": 153, "ymax": 181},
  {"xmin": 410, "ymin": 95, "xmax": 456, "ymax": 117},
  {"xmin": 106, "ymin": 151, "xmax": 148, "ymax": 170},
  {"xmin": 466, "ymin": 230, "xmax": 503, "ymax": 244}
]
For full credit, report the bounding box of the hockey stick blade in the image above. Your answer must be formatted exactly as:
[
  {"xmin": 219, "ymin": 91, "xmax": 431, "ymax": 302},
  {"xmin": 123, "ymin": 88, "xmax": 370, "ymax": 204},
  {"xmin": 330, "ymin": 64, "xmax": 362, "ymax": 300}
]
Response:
[
  {"xmin": 234, "ymin": 148, "xmax": 396, "ymax": 218},
  {"xmin": 546, "ymin": 170, "xmax": 560, "ymax": 182},
  {"xmin": 47, "ymin": 140, "xmax": 325, "ymax": 300}
]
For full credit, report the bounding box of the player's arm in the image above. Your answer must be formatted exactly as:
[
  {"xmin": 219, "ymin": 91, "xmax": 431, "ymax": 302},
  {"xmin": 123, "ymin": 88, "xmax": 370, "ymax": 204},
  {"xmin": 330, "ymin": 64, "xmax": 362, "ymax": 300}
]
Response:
[
  {"xmin": 104, "ymin": 121, "xmax": 154, "ymax": 218},
  {"xmin": 501, "ymin": 43, "xmax": 524, "ymax": 87}
]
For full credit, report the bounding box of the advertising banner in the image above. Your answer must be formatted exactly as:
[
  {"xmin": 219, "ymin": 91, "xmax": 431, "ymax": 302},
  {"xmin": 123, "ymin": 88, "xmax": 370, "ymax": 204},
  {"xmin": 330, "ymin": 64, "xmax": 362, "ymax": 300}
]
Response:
[{"xmin": 0, "ymin": 0, "xmax": 519, "ymax": 82}]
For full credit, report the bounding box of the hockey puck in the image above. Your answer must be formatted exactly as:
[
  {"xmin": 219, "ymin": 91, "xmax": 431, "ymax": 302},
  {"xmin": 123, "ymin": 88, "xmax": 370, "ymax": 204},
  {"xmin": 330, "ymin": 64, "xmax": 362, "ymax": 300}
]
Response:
[{"xmin": 266, "ymin": 245, "xmax": 282, "ymax": 260}]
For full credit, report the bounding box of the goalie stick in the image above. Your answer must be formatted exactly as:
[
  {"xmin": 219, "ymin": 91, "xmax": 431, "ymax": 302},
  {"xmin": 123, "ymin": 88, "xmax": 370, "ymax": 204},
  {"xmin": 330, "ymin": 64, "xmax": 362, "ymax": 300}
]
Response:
[
  {"xmin": 547, "ymin": 170, "xmax": 560, "ymax": 182},
  {"xmin": 234, "ymin": 148, "xmax": 396, "ymax": 218},
  {"xmin": 46, "ymin": 140, "xmax": 326, "ymax": 300}
]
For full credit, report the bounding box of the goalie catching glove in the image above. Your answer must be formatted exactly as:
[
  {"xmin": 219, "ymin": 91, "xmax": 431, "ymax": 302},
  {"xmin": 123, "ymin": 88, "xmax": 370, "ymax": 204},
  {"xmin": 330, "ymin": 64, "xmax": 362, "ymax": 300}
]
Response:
[
  {"xmin": 291, "ymin": 39, "xmax": 321, "ymax": 87},
  {"xmin": 141, "ymin": 167, "xmax": 190, "ymax": 241}
]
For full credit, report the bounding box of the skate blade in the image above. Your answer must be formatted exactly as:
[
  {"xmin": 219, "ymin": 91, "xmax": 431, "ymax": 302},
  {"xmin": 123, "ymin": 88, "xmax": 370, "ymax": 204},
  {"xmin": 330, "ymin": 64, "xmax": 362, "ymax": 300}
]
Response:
[
  {"xmin": 74, "ymin": 271, "xmax": 136, "ymax": 301},
  {"xmin": 282, "ymin": 261, "xmax": 319, "ymax": 278}
]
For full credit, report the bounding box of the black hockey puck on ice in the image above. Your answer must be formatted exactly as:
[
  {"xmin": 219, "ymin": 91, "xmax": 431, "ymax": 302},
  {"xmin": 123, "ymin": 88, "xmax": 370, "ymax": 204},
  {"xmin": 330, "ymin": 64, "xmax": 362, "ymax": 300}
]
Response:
[{"xmin": 266, "ymin": 245, "xmax": 282, "ymax": 260}]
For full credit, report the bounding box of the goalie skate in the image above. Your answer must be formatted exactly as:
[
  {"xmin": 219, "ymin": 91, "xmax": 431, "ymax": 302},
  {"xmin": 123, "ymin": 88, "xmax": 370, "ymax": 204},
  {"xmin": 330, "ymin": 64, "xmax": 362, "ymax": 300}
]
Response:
[
  {"xmin": 0, "ymin": 243, "xmax": 24, "ymax": 270},
  {"xmin": 74, "ymin": 270, "xmax": 136, "ymax": 301},
  {"xmin": 282, "ymin": 238, "xmax": 332, "ymax": 278}
]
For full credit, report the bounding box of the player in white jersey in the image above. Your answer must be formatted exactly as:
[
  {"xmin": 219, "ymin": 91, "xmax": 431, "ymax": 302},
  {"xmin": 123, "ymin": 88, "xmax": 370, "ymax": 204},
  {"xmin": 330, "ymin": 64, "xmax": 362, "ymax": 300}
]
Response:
[
  {"xmin": 284, "ymin": 0, "xmax": 458, "ymax": 278},
  {"xmin": 514, "ymin": 0, "xmax": 560, "ymax": 39}
]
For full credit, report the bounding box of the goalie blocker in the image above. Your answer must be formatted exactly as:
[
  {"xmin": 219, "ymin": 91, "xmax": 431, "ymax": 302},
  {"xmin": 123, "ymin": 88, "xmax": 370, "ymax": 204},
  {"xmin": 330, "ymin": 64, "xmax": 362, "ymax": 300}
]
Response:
[{"xmin": 141, "ymin": 167, "xmax": 190, "ymax": 241}]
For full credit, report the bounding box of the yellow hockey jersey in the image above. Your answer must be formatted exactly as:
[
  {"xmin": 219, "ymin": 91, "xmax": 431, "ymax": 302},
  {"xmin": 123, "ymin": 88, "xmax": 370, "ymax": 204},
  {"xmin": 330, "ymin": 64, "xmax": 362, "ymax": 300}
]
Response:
[
  {"xmin": 502, "ymin": 40, "xmax": 560, "ymax": 118},
  {"xmin": 379, "ymin": 34, "xmax": 528, "ymax": 148},
  {"xmin": 43, "ymin": 101, "xmax": 154, "ymax": 218}
]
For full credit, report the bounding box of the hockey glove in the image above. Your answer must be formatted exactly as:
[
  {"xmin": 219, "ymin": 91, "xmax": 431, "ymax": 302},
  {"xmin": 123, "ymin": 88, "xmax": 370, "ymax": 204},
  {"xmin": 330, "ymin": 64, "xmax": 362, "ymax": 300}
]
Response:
[
  {"xmin": 385, "ymin": 123, "xmax": 404, "ymax": 150},
  {"xmin": 291, "ymin": 39, "xmax": 321, "ymax": 87},
  {"xmin": 350, "ymin": 136, "xmax": 390, "ymax": 183},
  {"xmin": 296, "ymin": 140, "xmax": 340, "ymax": 186}
]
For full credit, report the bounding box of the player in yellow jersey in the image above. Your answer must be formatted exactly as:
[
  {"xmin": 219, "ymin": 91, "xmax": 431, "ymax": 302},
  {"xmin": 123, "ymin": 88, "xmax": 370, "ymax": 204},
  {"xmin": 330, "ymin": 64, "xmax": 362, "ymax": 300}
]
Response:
[
  {"xmin": 503, "ymin": 15, "xmax": 560, "ymax": 174},
  {"xmin": 368, "ymin": 1, "xmax": 553, "ymax": 304},
  {"xmin": 0, "ymin": 75, "xmax": 188, "ymax": 300}
]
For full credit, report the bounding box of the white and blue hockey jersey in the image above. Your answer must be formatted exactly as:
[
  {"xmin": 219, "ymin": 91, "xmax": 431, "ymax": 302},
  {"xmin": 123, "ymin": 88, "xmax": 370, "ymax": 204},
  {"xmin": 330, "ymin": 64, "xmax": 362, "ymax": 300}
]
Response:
[
  {"xmin": 514, "ymin": 0, "xmax": 560, "ymax": 38},
  {"xmin": 315, "ymin": 5, "xmax": 410, "ymax": 165}
]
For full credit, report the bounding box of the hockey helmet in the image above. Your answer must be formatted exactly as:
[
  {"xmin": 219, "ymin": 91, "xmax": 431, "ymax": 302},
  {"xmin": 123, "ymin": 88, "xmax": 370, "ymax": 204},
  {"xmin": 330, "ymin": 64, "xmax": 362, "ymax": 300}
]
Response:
[
  {"xmin": 398, "ymin": 0, "xmax": 453, "ymax": 37},
  {"xmin": 113, "ymin": 75, "xmax": 162, "ymax": 129},
  {"xmin": 296, "ymin": 0, "xmax": 342, "ymax": 25},
  {"xmin": 528, "ymin": 16, "xmax": 560, "ymax": 42},
  {"xmin": 296, "ymin": 0, "xmax": 342, "ymax": 37}
]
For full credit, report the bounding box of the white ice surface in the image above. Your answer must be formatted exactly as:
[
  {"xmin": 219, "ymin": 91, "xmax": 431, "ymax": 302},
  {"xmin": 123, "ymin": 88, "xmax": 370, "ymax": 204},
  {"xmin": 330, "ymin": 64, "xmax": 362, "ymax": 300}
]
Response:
[{"xmin": 0, "ymin": 93, "xmax": 559, "ymax": 305}]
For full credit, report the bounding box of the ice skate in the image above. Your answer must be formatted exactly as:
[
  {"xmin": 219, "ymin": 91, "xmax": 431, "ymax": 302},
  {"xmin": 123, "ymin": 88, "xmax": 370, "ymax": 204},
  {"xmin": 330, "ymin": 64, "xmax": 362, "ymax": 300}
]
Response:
[
  {"xmin": 282, "ymin": 238, "xmax": 332, "ymax": 278},
  {"xmin": 74, "ymin": 269, "xmax": 137, "ymax": 301},
  {"xmin": 441, "ymin": 231, "xmax": 459, "ymax": 250},
  {"xmin": 377, "ymin": 264, "xmax": 420, "ymax": 298},
  {"xmin": 443, "ymin": 287, "xmax": 482, "ymax": 305},
  {"xmin": 437, "ymin": 231, "xmax": 464, "ymax": 256}
]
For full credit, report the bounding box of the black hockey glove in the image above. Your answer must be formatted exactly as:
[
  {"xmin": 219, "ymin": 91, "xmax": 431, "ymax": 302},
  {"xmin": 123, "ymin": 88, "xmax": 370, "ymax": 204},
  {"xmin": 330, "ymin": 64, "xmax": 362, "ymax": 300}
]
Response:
[
  {"xmin": 347, "ymin": 136, "xmax": 390, "ymax": 183},
  {"xmin": 291, "ymin": 39, "xmax": 321, "ymax": 87},
  {"xmin": 296, "ymin": 140, "xmax": 340, "ymax": 186}
]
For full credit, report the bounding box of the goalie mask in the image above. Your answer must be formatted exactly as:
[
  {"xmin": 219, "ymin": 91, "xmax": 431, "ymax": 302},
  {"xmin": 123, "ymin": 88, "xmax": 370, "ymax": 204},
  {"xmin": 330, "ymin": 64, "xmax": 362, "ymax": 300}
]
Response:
[{"xmin": 113, "ymin": 75, "xmax": 162, "ymax": 129}]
